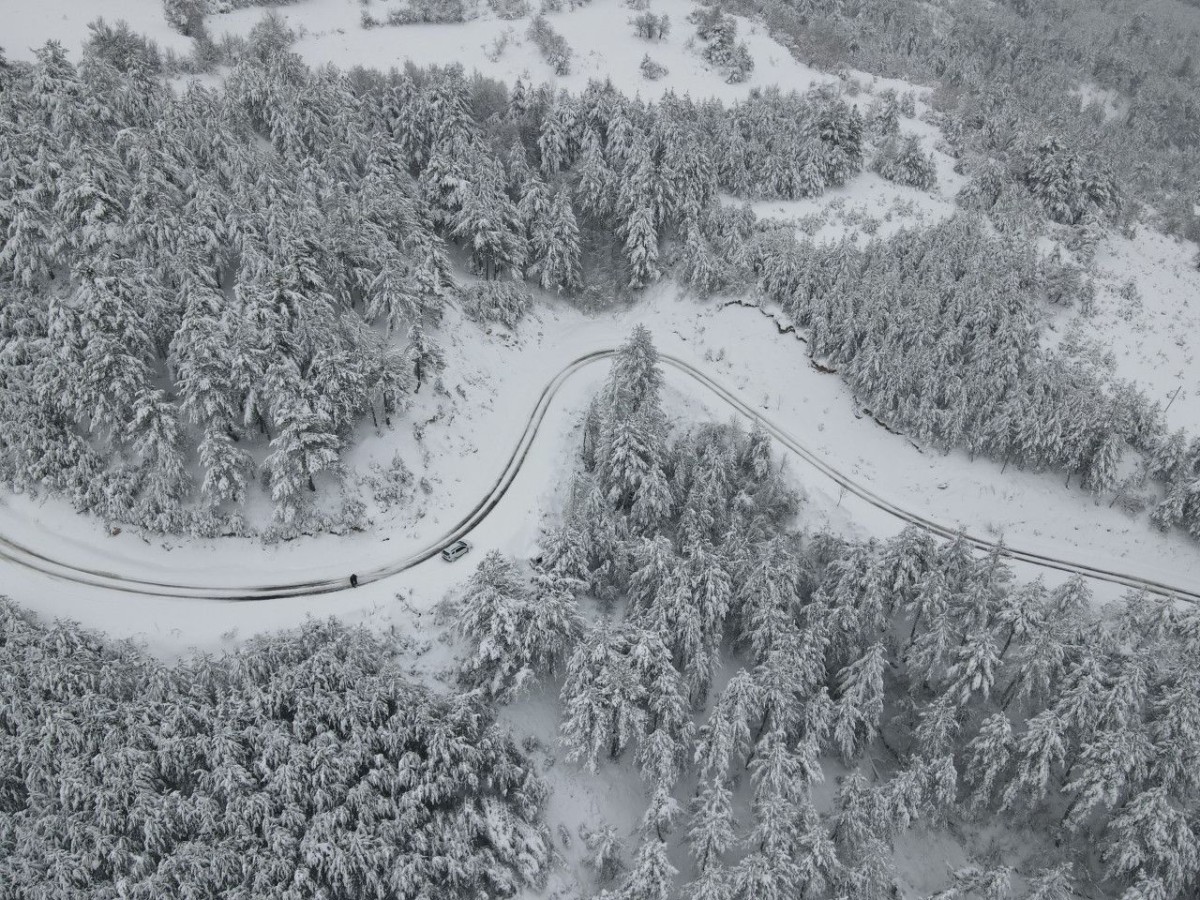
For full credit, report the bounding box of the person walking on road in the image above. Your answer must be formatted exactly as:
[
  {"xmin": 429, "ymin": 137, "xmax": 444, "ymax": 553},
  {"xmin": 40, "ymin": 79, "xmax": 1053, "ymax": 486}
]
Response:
[{"xmin": 350, "ymin": 573, "xmax": 359, "ymax": 588}]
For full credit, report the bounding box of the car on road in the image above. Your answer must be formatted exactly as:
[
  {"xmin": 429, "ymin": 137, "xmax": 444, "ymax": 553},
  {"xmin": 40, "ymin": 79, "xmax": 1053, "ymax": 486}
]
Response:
[{"xmin": 441, "ymin": 539, "xmax": 471, "ymax": 562}]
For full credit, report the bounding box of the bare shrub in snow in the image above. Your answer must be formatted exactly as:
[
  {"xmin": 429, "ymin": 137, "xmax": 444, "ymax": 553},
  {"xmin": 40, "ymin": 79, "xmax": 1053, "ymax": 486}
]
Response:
[
  {"xmin": 528, "ymin": 14, "xmax": 573, "ymax": 74},
  {"xmin": 386, "ymin": 0, "xmax": 479, "ymax": 24}
]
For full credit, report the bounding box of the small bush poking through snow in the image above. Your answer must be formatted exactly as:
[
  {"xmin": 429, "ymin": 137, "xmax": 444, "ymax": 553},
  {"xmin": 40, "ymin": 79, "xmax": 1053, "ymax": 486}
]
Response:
[
  {"xmin": 872, "ymin": 134, "xmax": 937, "ymax": 190},
  {"xmin": 463, "ymin": 281, "xmax": 533, "ymax": 330},
  {"xmin": 640, "ymin": 54, "xmax": 668, "ymax": 80},
  {"xmin": 527, "ymin": 14, "xmax": 573, "ymax": 75}
]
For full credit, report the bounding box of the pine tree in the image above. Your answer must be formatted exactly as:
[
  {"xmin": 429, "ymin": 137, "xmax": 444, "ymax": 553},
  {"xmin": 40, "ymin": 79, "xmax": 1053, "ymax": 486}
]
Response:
[
  {"xmin": 1103, "ymin": 786, "xmax": 1200, "ymax": 896},
  {"xmin": 450, "ymin": 155, "xmax": 526, "ymax": 280},
  {"xmin": 574, "ymin": 127, "xmax": 614, "ymax": 221},
  {"xmin": 1061, "ymin": 725, "xmax": 1154, "ymax": 829},
  {"xmin": 534, "ymin": 188, "xmax": 582, "ymax": 293},
  {"xmin": 264, "ymin": 378, "xmax": 341, "ymax": 525},
  {"xmin": 404, "ymin": 321, "xmax": 445, "ymax": 393},
  {"xmin": 1148, "ymin": 670, "xmax": 1200, "ymax": 798},
  {"xmin": 613, "ymin": 838, "xmax": 676, "ymax": 900},
  {"xmin": 696, "ymin": 670, "xmax": 760, "ymax": 780},
  {"xmin": 736, "ymin": 538, "xmax": 801, "ymax": 664},
  {"xmin": 832, "ymin": 642, "xmax": 887, "ymax": 763},
  {"xmin": 622, "ymin": 202, "xmax": 661, "ymax": 289},
  {"xmin": 1023, "ymin": 864, "xmax": 1075, "ymax": 900},
  {"xmin": 607, "ymin": 327, "xmax": 664, "ymax": 418},
  {"xmin": 599, "ymin": 409, "xmax": 663, "ymax": 512},
  {"xmin": 913, "ymin": 692, "xmax": 961, "ymax": 759},
  {"xmin": 526, "ymin": 567, "xmax": 584, "ymax": 677},
  {"xmin": 454, "ymin": 551, "xmax": 533, "ymax": 698},
  {"xmin": 583, "ymin": 822, "xmax": 626, "ymax": 884},
  {"xmin": 689, "ymin": 776, "xmax": 736, "ymax": 873},
  {"xmin": 903, "ymin": 564, "xmax": 952, "ymax": 649},
  {"xmin": 560, "ymin": 621, "xmax": 645, "ymax": 771},
  {"xmin": 1000, "ymin": 709, "xmax": 1067, "ymax": 810},
  {"xmin": 945, "ymin": 626, "xmax": 1001, "ymax": 706}
]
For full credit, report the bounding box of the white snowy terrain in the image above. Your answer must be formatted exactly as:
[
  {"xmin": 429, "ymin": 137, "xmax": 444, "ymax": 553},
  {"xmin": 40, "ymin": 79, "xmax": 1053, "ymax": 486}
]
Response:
[{"xmin": 3, "ymin": 1, "xmax": 1200, "ymax": 899}]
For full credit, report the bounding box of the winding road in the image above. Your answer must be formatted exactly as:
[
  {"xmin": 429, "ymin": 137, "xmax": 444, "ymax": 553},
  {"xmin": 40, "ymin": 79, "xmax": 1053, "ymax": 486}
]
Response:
[{"xmin": 2, "ymin": 350, "xmax": 1197, "ymax": 603}]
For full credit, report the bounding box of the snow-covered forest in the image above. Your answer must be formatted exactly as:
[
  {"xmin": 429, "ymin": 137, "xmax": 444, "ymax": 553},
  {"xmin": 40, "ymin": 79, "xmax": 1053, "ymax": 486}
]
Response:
[
  {"xmin": 0, "ymin": 599, "xmax": 551, "ymax": 897},
  {"xmin": 451, "ymin": 331, "xmax": 1200, "ymax": 900},
  {"xmin": 3, "ymin": 0, "xmax": 1200, "ymax": 898},
  {"xmin": 2, "ymin": 16, "xmax": 1198, "ymax": 541},
  {"xmin": 0, "ymin": 19, "xmax": 869, "ymax": 536}
]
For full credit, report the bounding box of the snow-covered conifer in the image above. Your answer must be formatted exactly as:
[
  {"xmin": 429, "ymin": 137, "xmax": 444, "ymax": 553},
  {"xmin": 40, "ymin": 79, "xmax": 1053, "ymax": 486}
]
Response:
[
  {"xmin": 1000, "ymin": 709, "xmax": 1068, "ymax": 810},
  {"xmin": 832, "ymin": 642, "xmax": 887, "ymax": 763},
  {"xmin": 560, "ymin": 621, "xmax": 645, "ymax": 771},
  {"xmin": 966, "ymin": 712, "xmax": 1014, "ymax": 808}
]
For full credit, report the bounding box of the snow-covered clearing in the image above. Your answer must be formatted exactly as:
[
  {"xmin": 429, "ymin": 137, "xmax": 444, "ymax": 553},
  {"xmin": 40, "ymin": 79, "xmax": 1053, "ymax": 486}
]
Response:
[
  {"xmin": 3, "ymin": 0, "xmax": 1196, "ymax": 653},
  {"xmin": 0, "ymin": 0, "xmax": 192, "ymax": 60},
  {"xmin": 1061, "ymin": 226, "xmax": 1200, "ymax": 431},
  {"xmin": 208, "ymin": 0, "xmax": 833, "ymax": 102}
]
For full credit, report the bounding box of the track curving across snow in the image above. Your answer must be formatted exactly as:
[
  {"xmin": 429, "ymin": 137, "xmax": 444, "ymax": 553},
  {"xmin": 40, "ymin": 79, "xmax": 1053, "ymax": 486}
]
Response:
[{"xmin": 0, "ymin": 350, "xmax": 1197, "ymax": 603}]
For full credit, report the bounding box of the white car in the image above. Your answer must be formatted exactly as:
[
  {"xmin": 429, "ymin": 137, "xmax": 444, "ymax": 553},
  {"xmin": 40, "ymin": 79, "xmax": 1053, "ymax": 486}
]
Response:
[{"xmin": 441, "ymin": 539, "xmax": 471, "ymax": 562}]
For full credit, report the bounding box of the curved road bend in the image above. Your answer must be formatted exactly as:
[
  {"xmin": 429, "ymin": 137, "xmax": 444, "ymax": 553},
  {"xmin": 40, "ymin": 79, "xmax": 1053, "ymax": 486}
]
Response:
[{"xmin": 0, "ymin": 350, "xmax": 1196, "ymax": 603}]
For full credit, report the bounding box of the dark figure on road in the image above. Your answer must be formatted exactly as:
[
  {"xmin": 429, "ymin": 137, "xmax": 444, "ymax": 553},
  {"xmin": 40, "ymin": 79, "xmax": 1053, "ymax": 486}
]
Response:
[{"xmin": 350, "ymin": 574, "xmax": 359, "ymax": 588}]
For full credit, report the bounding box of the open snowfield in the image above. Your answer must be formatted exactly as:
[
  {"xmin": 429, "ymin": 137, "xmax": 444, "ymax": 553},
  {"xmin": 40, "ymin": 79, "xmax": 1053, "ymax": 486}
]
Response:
[
  {"xmin": 210, "ymin": 0, "xmax": 834, "ymax": 102},
  {"xmin": 1069, "ymin": 226, "xmax": 1200, "ymax": 432}
]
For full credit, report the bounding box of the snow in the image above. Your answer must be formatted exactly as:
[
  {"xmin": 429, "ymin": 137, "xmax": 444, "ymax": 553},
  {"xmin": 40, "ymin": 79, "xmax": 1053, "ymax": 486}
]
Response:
[
  {"xmin": 0, "ymin": 0, "xmax": 192, "ymax": 61},
  {"xmin": 1062, "ymin": 226, "xmax": 1200, "ymax": 431},
  {"xmin": 206, "ymin": 0, "xmax": 837, "ymax": 102},
  {"xmin": 2, "ymin": 0, "xmax": 1196, "ymax": 709}
]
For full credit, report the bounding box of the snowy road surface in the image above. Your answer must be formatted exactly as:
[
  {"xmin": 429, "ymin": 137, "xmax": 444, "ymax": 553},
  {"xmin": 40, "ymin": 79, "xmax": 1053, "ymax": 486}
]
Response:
[{"xmin": 1, "ymin": 351, "xmax": 1197, "ymax": 603}]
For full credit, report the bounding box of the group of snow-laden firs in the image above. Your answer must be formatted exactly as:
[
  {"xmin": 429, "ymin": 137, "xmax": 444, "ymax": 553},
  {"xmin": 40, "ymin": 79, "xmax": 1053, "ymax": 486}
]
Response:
[
  {"xmin": 447, "ymin": 330, "xmax": 1200, "ymax": 900},
  {"xmin": 2, "ymin": 19, "xmax": 1198, "ymax": 545}
]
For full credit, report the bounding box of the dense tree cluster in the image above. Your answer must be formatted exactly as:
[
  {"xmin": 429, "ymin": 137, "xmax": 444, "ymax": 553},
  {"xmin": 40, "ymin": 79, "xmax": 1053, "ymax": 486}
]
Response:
[
  {"xmin": 871, "ymin": 133, "xmax": 937, "ymax": 190},
  {"xmin": 1148, "ymin": 430, "xmax": 1200, "ymax": 540},
  {"xmin": 480, "ymin": 329, "xmax": 1200, "ymax": 900},
  {"xmin": 743, "ymin": 216, "xmax": 1158, "ymax": 495},
  {"xmin": 0, "ymin": 33, "xmax": 464, "ymax": 535},
  {"xmin": 0, "ymin": 33, "xmax": 868, "ymax": 536},
  {"xmin": 0, "ymin": 601, "xmax": 551, "ymax": 899},
  {"xmin": 725, "ymin": 0, "xmax": 1200, "ymax": 240},
  {"xmin": 451, "ymin": 549, "xmax": 582, "ymax": 700},
  {"xmin": 689, "ymin": 5, "xmax": 755, "ymax": 84}
]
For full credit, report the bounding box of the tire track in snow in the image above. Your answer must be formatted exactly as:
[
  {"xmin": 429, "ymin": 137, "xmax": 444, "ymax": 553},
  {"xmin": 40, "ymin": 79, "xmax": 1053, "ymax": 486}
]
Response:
[{"xmin": 0, "ymin": 350, "xmax": 1196, "ymax": 603}]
